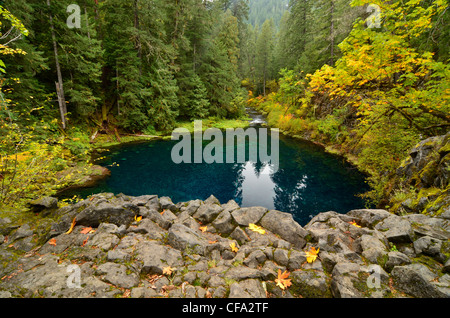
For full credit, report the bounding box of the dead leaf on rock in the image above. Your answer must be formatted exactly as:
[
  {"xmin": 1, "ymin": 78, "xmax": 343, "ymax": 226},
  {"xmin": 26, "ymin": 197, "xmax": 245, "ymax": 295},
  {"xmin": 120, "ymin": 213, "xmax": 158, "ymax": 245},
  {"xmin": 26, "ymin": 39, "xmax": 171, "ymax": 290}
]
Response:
[
  {"xmin": 80, "ymin": 227, "xmax": 95, "ymax": 234},
  {"xmin": 275, "ymin": 269, "xmax": 292, "ymax": 290},
  {"xmin": 65, "ymin": 217, "xmax": 76, "ymax": 235}
]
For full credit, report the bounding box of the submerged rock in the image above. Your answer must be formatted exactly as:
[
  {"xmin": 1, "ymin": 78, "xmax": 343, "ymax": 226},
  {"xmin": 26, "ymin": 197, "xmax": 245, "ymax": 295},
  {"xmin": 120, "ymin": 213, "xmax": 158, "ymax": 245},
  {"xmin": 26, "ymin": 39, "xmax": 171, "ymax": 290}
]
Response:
[{"xmin": 0, "ymin": 193, "xmax": 449, "ymax": 298}]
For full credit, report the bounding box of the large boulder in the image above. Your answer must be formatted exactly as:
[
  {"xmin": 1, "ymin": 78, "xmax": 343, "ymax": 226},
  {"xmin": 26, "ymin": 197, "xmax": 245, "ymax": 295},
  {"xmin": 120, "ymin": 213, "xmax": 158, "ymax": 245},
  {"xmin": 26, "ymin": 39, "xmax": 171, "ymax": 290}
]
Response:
[
  {"xmin": 76, "ymin": 200, "xmax": 137, "ymax": 227},
  {"xmin": 260, "ymin": 210, "xmax": 307, "ymax": 249},
  {"xmin": 391, "ymin": 263, "xmax": 450, "ymax": 298}
]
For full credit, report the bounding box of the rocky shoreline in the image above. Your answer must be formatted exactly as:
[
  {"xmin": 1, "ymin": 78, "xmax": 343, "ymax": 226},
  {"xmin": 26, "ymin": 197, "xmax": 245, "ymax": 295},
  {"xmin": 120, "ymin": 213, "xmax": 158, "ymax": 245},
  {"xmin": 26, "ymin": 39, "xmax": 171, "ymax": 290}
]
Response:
[{"xmin": 0, "ymin": 193, "xmax": 449, "ymax": 298}]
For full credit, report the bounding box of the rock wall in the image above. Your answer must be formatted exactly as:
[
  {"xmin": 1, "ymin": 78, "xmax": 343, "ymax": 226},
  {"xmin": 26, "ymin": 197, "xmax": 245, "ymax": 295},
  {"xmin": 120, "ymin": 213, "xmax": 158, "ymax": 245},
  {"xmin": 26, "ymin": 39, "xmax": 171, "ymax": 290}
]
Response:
[
  {"xmin": 1, "ymin": 193, "xmax": 449, "ymax": 298},
  {"xmin": 390, "ymin": 132, "xmax": 449, "ymax": 217}
]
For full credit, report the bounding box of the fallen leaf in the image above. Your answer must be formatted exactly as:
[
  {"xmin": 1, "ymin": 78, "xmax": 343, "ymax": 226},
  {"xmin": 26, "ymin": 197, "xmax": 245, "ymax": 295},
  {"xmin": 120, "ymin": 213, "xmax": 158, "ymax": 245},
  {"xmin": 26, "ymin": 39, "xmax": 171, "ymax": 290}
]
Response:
[
  {"xmin": 199, "ymin": 226, "xmax": 208, "ymax": 233},
  {"xmin": 80, "ymin": 227, "xmax": 95, "ymax": 234},
  {"xmin": 134, "ymin": 215, "xmax": 142, "ymax": 223},
  {"xmin": 81, "ymin": 237, "xmax": 89, "ymax": 247},
  {"xmin": 275, "ymin": 269, "xmax": 292, "ymax": 290},
  {"xmin": 349, "ymin": 220, "xmax": 361, "ymax": 228},
  {"xmin": 230, "ymin": 242, "xmax": 239, "ymax": 253},
  {"xmin": 48, "ymin": 238, "xmax": 57, "ymax": 246},
  {"xmin": 65, "ymin": 217, "xmax": 77, "ymax": 235},
  {"xmin": 163, "ymin": 266, "xmax": 175, "ymax": 276},
  {"xmin": 248, "ymin": 223, "xmax": 266, "ymax": 235},
  {"xmin": 305, "ymin": 246, "xmax": 320, "ymax": 263},
  {"xmin": 209, "ymin": 240, "xmax": 218, "ymax": 244},
  {"xmin": 122, "ymin": 289, "xmax": 131, "ymax": 298},
  {"xmin": 160, "ymin": 210, "xmax": 166, "ymax": 216}
]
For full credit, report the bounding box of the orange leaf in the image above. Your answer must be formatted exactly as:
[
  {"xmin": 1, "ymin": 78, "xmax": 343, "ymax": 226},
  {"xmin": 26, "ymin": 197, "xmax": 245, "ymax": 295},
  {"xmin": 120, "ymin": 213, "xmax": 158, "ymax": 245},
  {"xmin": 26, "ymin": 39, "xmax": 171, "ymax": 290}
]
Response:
[
  {"xmin": 48, "ymin": 238, "xmax": 57, "ymax": 246},
  {"xmin": 275, "ymin": 269, "xmax": 292, "ymax": 290},
  {"xmin": 81, "ymin": 237, "xmax": 89, "ymax": 247},
  {"xmin": 65, "ymin": 217, "xmax": 76, "ymax": 235},
  {"xmin": 80, "ymin": 227, "xmax": 94, "ymax": 234},
  {"xmin": 349, "ymin": 220, "xmax": 361, "ymax": 228}
]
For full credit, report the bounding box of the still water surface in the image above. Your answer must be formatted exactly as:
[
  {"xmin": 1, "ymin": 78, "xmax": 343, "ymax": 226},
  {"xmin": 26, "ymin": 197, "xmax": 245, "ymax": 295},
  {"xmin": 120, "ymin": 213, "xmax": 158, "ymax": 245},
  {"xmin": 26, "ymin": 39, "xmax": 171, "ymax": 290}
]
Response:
[{"xmin": 70, "ymin": 124, "xmax": 369, "ymax": 226}]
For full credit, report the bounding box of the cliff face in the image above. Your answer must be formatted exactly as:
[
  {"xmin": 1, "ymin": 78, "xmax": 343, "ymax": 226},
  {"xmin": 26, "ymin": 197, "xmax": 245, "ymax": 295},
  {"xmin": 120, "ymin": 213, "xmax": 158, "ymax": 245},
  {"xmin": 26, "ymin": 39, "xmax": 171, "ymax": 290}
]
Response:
[
  {"xmin": 0, "ymin": 193, "xmax": 449, "ymax": 298},
  {"xmin": 389, "ymin": 132, "xmax": 449, "ymax": 218}
]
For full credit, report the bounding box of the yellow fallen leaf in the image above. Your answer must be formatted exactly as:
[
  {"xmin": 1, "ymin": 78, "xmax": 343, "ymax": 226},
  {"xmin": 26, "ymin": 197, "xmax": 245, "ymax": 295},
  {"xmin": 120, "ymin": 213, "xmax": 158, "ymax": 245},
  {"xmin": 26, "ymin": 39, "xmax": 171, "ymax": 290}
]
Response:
[
  {"xmin": 199, "ymin": 226, "xmax": 208, "ymax": 233},
  {"xmin": 248, "ymin": 223, "xmax": 266, "ymax": 235},
  {"xmin": 134, "ymin": 215, "xmax": 142, "ymax": 223},
  {"xmin": 305, "ymin": 246, "xmax": 320, "ymax": 263},
  {"xmin": 275, "ymin": 269, "xmax": 292, "ymax": 290},
  {"xmin": 65, "ymin": 217, "xmax": 76, "ymax": 235},
  {"xmin": 349, "ymin": 220, "xmax": 361, "ymax": 228},
  {"xmin": 230, "ymin": 242, "xmax": 239, "ymax": 253},
  {"xmin": 163, "ymin": 266, "xmax": 175, "ymax": 276}
]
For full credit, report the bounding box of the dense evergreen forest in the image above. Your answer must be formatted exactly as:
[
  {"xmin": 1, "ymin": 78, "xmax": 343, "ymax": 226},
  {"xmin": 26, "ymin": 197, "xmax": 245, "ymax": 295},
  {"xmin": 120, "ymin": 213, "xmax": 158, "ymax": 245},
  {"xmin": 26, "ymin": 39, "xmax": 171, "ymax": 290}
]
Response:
[{"xmin": 0, "ymin": 0, "xmax": 449, "ymax": 211}]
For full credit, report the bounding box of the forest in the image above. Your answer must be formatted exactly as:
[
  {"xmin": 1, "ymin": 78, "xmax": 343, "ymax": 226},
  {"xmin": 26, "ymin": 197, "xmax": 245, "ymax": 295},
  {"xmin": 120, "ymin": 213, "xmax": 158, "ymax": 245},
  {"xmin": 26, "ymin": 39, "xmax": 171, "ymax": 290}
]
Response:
[{"xmin": 0, "ymin": 0, "xmax": 449, "ymax": 211}]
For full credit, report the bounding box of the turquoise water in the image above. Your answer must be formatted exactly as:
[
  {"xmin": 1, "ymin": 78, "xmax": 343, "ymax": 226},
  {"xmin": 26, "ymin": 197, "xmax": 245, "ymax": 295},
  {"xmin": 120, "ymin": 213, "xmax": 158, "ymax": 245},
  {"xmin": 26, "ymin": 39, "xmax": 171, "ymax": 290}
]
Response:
[{"xmin": 68, "ymin": 133, "xmax": 369, "ymax": 226}]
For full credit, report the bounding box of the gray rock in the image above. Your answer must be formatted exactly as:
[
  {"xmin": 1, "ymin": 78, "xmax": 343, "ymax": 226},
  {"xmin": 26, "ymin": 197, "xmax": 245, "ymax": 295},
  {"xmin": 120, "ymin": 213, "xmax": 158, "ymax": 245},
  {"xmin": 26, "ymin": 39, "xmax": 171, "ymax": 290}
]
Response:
[
  {"xmin": 168, "ymin": 223, "xmax": 209, "ymax": 255},
  {"xmin": 135, "ymin": 241, "xmax": 184, "ymax": 275},
  {"xmin": 229, "ymin": 279, "xmax": 266, "ymax": 298},
  {"xmin": 225, "ymin": 266, "xmax": 263, "ymax": 281},
  {"xmin": 330, "ymin": 263, "xmax": 364, "ymax": 298},
  {"xmin": 413, "ymin": 236, "xmax": 443, "ymax": 257},
  {"xmin": 131, "ymin": 195, "xmax": 157, "ymax": 207},
  {"xmin": 192, "ymin": 203, "xmax": 223, "ymax": 224},
  {"xmin": 260, "ymin": 210, "xmax": 307, "ymax": 249},
  {"xmin": 76, "ymin": 201, "xmax": 136, "ymax": 227},
  {"xmin": 359, "ymin": 234, "xmax": 388, "ymax": 264},
  {"xmin": 291, "ymin": 269, "xmax": 331, "ymax": 298},
  {"xmin": 28, "ymin": 197, "xmax": 58, "ymax": 212},
  {"xmin": 273, "ymin": 248, "xmax": 289, "ymax": 266},
  {"xmin": 243, "ymin": 250, "xmax": 267, "ymax": 268},
  {"xmin": 231, "ymin": 207, "xmax": 267, "ymax": 226},
  {"xmin": 96, "ymin": 262, "xmax": 139, "ymax": 289},
  {"xmin": 204, "ymin": 195, "xmax": 221, "ymax": 205},
  {"xmin": 384, "ymin": 251, "xmax": 411, "ymax": 272},
  {"xmin": 159, "ymin": 196, "xmax": 177, "ymax": 212},
  {"xmin": 287, "ymin": 250, "xmax": 307, "ymax": 271},
  {"xmin": 128, "ymin": 218, "xmax": 165, "ymax": 240},
  {"xmin": 86, "ymin": 231, "xmax": 120, "ymax": 251},
  {"xmin": 0, "ymin": 217, "xmax": 19, "ymax": 236},
  {"xmin": 347, "ymin": 209, "xmax": 391, "ymax": 228},
  {"xmin": 392, "ymin": 263, "xmax": 450, "ymax": 298},
  {"xmin": 107, "ymin": 249, "xmax": 132, "ymax": 262},
  {"xmin": 230, "ymin": 227, "xmax": 250, "ymax": 245},
  {"xmin": 374, "ymin": 215, "xmax": 413, "ymax": 243},
  {"xmin": 10, "ymin": 224, "xmax": 34, "ymax": 242},
  {"xmin": 184, "ymin": 199, "xmax": 202, "ymax": 215},
  {"xmin": 212, "ymin": 210, "xmax": 237, "ymax": 235},
  {"xmin": 444, "ymin": 259, "xmax": 450, "ymax": 274}
]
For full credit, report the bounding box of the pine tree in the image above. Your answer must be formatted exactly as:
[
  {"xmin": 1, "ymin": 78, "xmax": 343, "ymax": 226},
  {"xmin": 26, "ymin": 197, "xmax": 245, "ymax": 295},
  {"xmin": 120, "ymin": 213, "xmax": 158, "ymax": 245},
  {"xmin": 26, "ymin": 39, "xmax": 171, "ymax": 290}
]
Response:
[{"xmin": 255, "ymin": 19, "xmax": 275, "ymax": 95}]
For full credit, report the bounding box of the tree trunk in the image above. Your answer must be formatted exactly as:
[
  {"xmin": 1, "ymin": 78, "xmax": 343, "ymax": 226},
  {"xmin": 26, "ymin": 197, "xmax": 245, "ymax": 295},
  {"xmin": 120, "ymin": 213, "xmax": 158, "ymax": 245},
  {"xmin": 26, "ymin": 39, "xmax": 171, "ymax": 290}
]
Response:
[
  {"xmin": 330, "ymin": 0, "xmax": 335, "ymax": 66},
  {"xmin": 134, "ymin": 0, "xmax": 142, "ymax": 76},
  {"xmin": 47, "ymin": 0, "xmax": 67, "ymax": 129}
]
